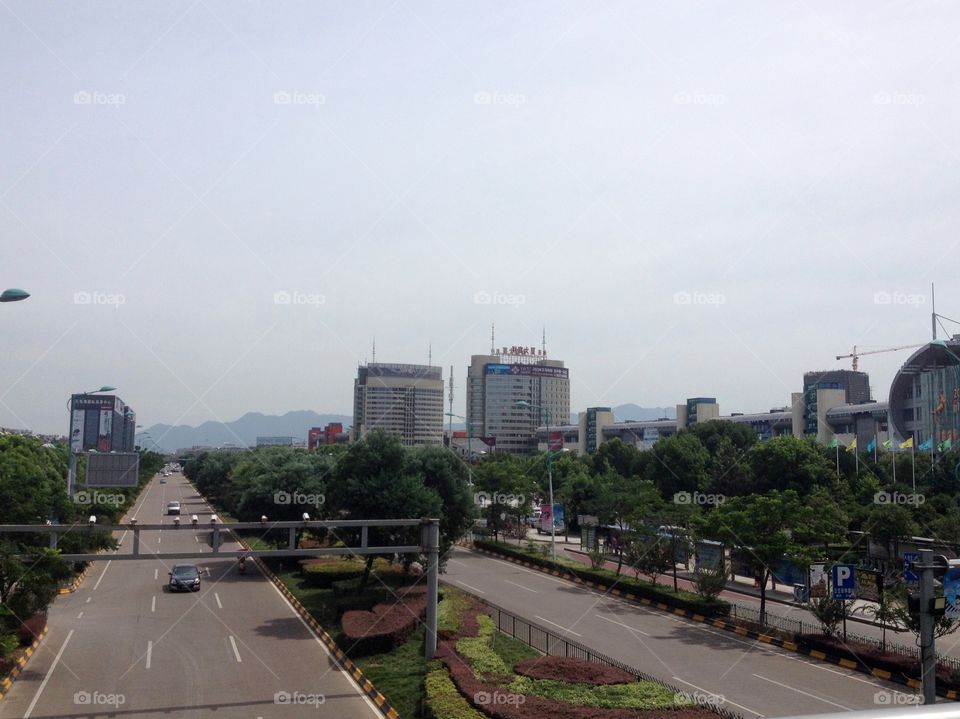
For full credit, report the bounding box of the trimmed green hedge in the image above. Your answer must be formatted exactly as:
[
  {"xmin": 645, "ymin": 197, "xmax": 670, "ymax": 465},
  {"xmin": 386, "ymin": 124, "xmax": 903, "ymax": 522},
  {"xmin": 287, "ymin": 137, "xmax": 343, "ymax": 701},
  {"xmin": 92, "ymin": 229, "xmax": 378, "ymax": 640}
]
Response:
[
  {"xmin": 425, "ymin": 667, "xmax": 486, "ymax": 719},
  {"xmin": 301, "ymin": 559, "xmax": 366, "ymax": 588},
  {"xmin": 474, "ymin": 540, "xmax": 729, "ymax": 617}
]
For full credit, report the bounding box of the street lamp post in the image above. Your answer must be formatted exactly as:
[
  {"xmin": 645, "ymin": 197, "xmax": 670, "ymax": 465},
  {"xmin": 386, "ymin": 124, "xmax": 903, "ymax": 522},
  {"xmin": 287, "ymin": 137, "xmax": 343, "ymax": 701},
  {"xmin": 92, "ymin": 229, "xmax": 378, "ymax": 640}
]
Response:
[
  {"xmin": 516, "ymin": 400, "xmax": 559, "ymax": 560},
  {"xmin": 0, "ymin": 288, "xmax": 30, "ymax": 303},
  {"xmin": 444, "ymin": 412, "xmax": 482, "ymax": 485},
  {"xmin": 67, "ymin": 386, "xmax": 116, "ymax": 498}
]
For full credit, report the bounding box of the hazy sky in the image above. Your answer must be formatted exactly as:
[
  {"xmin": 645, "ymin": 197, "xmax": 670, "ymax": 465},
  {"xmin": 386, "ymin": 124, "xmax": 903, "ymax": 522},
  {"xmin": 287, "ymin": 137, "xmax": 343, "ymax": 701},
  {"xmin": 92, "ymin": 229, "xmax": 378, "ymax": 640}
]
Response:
[{"xmin": 3, "ymin": 1, "xmax": 959, "ymax": 435}]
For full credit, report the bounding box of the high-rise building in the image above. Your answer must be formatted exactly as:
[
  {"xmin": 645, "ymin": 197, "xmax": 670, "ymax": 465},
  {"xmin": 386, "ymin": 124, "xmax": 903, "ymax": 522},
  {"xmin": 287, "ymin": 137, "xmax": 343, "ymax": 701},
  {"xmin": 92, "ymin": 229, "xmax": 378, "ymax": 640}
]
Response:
[
  {"xmin": 466, "ymin": 345, "xmax": 570, "ymax": 454},
  {"xmin": 69, "ymin": 393, "xmax": 136, "ymax": 453},
  {"xmin": 353, "ymin": 363, "xmax": 444, "ymax": 446},
  {"xmin": 799, "ymin": 370, "xmax": 871, "ymax": 439}
]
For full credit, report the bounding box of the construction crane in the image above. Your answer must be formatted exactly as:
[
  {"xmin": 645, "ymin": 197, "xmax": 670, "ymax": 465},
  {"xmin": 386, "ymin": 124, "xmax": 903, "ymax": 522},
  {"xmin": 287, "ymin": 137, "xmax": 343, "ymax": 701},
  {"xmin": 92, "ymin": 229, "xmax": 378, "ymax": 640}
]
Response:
[{"xmin": 836, "ymin": 344, "xmax": 924, "ymax": 371}]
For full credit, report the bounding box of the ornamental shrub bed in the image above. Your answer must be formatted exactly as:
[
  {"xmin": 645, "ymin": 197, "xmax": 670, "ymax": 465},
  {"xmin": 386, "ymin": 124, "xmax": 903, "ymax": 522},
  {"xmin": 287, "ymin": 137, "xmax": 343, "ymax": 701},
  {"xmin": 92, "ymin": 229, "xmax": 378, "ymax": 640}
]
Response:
[
  {"xmin": 425, "ymin": 667, "xmax": 487, "ymax": 719},
  {"xmin": 474, "ymin": 540, "xmax": 729, "ymax": 618},
  {"xmin": 301, "ymin": 558, "xmax": 366, "ymax": 588},
  {"xmin": 513, "ymin": 656, "xmax": 635, "ymax": 685},
  {"xmin": 341, "ymin": 588, "xmax": 429, "ymax": 657},
  {"xmin": 17, "ymin": 612, "xmax": 46, "ymax": 646}
]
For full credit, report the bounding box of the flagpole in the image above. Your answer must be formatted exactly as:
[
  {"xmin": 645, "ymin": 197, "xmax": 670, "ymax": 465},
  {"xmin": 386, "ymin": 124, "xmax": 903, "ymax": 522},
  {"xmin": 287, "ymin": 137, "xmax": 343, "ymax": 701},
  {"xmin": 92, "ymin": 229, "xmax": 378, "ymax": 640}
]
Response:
[
  {"xmin": 891, "ymin": 443, "xmax": 896, "ymax": 484},
  {"xmin": 835, "ymin": 441, "xmax": 840, "ymax": 477},
  {"xmin": 911, "ymin": 443, "xmax": 916, "ymax": 492}
]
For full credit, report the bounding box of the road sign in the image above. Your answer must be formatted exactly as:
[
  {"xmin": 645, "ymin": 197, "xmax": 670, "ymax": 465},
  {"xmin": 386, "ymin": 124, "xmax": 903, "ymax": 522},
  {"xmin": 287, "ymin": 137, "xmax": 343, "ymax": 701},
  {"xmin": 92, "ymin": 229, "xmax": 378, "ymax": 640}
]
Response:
[
  {"xmin": 904, "ymin": 552, "xmax": 920, "ymax": 583},
  {"xmin": 945, "ymin": 568, "xmax": 960, "ymax": 619},
  {"xmin": 832, "ymin": 564, "xmax": 857, "ymax": 600}
]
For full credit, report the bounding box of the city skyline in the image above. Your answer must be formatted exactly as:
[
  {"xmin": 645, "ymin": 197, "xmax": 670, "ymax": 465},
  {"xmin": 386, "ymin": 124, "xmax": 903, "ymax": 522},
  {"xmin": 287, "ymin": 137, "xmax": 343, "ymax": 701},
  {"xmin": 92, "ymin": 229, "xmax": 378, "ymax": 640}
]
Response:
[{"xmin": 3, "ymin": 2, "xmax": 959, "ymax": 435}]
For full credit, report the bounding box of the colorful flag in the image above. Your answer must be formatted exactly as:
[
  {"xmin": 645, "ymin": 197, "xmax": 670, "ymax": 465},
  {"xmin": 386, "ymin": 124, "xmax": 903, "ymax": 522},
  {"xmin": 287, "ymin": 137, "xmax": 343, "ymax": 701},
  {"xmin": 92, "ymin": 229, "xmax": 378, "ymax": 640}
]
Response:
[
  {"xmin": 867, "ymin": 437, "xmax": 876, "ymax": 453},
  {"xmin": 883, "ymin": 439, "xmax": 893, "ymax": 449},
  {"xmin": 846, "ymin": 437, "xmax": 857, "ymax": 451},
  {"xmin": 919, "ymin": 439, "xmax": 933, "ymax": 451},
  {"xmin": 900, "ymin": 437, "xmax": 914, "ymax": 449},
  {"xmin": 939, "ymin": 438, "xmax": 953, "ymax": 452},
  {"xmin": 828, "ymin": 438, "xmax": 838, "ymax": 448}
]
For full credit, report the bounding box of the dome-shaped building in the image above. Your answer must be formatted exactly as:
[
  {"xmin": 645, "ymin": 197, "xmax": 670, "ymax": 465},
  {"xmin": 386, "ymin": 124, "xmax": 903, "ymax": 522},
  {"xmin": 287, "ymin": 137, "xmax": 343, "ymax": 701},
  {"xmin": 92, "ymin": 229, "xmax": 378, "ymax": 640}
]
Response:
[{"xmin": 888, "ymin": 338, "xmax": 960, "ymax": 448}]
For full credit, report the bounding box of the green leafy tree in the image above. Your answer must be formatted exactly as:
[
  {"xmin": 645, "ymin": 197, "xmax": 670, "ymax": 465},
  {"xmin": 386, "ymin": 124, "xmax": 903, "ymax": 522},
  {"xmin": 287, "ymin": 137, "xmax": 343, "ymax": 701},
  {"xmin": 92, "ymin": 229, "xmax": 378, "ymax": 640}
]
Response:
[
  {"xmin": 643, "ymin": 432, "xmax": 710, "ymax": 500},
  {"xmin": 0, "ymin": 545, "xmax": 72, "ymax": 627},
  {"xmin": 748, "ymin": 436, "xmax": 834, "ymax": 496},
  {"xmin": 793, "ymin": 485, "xmax": 850, "ymax": 557},
  {"xmin": 405, "ymin": 446, "xmax": 477, "ymax": 561}
]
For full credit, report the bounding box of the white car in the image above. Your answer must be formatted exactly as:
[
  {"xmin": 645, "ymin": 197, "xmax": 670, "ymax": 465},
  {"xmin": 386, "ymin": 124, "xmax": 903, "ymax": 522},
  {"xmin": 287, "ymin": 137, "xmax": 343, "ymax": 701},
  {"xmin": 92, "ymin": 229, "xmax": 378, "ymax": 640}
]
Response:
[{"xmin": 167, "ymin": 501, "xmax": 181, "ymax": 515}]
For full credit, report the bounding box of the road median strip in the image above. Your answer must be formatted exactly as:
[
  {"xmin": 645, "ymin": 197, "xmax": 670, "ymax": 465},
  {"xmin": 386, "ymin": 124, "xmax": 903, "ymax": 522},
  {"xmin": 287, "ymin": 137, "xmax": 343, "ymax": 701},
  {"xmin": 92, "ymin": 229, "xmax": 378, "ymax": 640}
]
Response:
[
  {"xmin": 0, "ymin": 624, "xmax": 48, "ymax": 701},
  {"xmin": 470, "ymin": 544, "xmax": 959, "ymax": 701}
]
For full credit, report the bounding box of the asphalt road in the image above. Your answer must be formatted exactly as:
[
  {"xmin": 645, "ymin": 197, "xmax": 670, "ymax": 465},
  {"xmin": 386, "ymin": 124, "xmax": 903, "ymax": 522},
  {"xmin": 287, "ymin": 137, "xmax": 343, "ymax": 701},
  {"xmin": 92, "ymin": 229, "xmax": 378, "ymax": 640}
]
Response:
[
  {"xmin": 445, "ymin": 546, "xmax": 932, "ymax": 718},
  {"xmin": 0, "ymin": 472, "xmax": 380, "ymax": 719}
]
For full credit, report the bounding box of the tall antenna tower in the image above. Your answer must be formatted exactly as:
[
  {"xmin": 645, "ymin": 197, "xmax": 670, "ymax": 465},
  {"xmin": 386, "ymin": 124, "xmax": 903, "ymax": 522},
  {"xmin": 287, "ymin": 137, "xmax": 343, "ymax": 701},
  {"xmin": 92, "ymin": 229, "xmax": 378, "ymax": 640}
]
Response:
[
  {"xmin": 541, "ymin": 326, "xmax": 546, "ymax": 355},
  {"xmin": 490, "ymin": 322, "xmax": 496, "ymax": 354},
  {"xmin": 372, "ymin": 338, "xmax": 376, "ymax": 364},
  {"xmin": 428, "ymin": 343, "xmax": 432, "ymax": 366}
]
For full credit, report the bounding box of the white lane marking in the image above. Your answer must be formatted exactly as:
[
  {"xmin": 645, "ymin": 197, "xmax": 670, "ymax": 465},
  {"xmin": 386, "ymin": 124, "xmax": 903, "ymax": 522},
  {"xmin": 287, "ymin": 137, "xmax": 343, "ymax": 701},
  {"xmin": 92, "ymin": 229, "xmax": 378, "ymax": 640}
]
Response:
[
  {"xmin": 154, "ymin": 568, "xmax": 158, "ymax": 580},
  {"xmin": 448, "ymin": 559, "xmax": 468, "ymax": 566},
  {"xmin": 672, "ymin": 677, "xmax": 762, "ymax": 717},
  {"xmin": 76, "ymin": 612, "xmax": 83, "ymax": 619},
  {"xmin": 146, "ymin": 640, "xmax": 152, "ymax": 669},
  {"xmin": 453, "ymin": 580, "xmax": 485, "ymax": 594},
  {"xmin": 158, "ymin": 535, "xmax": 161, "ymax": 543},
  {"xmin": 215, "ymin": 593, "xmax": 223, "ymax": 609},
  {"xmin": 229, "ymin": 635, "xmax": 242, "ymax": 662},
  {"xmin": 595, "ymin": 613, "xmax": 649, "ymax": 636},
  {"xmin": 92, "ymin": 561, "xmax": 111, "ymax": 591},
  {"xmin": 85, "ymin": 597, "xmax": 91, "ymax": 603},
  {"xmin": 505, "ymin": 579, "xmax": 537, "ymax": 593},
  {"xmin": 24, "ymin": 629, "xmax": 74, "ymax": 718},
  {"xmin": 752, "ymin": 674, "xmax": 849, "ymax": 710},
  {"xmin": 534, "ymin": 615, "xmax": 582, "ymax": 637},
  {"xmin": 151, "ymin": 596, "xmax": 156, "ymax": 612}
]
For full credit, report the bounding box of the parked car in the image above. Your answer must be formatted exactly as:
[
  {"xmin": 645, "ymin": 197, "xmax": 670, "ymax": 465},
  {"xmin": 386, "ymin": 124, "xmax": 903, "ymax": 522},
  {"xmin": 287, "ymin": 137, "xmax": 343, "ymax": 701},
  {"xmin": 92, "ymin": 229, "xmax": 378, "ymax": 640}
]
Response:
[
  {"xmin": 527, "ymin": 509, "xmax": 542, "ymax": 528},
  {"xmin": 168, "ymin": 564, "xmax": 201, "ymax": 592},
  {"xmin": 166, "ymin": 501, "xmax": 181, "ymax": 515}
]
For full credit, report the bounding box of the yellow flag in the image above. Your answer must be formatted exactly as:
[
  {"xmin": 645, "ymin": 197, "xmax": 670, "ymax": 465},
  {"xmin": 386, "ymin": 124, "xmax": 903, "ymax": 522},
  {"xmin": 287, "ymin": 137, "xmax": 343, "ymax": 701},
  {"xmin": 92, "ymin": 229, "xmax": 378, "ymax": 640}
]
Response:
[
  {"xmin": 846, "ymin": 437, "xmax": 857, "ymax": 451},
  {"xmin": 900, "ymin": 437, "xmax": 914, "ymax": 449}
]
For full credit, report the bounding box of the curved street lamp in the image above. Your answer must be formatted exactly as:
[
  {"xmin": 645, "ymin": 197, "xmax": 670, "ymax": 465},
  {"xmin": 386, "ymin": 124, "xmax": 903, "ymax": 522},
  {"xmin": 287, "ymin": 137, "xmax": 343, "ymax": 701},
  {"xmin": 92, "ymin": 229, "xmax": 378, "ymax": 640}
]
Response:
[
  {"xmin": 66, "ymin": 386, "xmax": 117, "ymax": 497},
  {"xmin": 0, "ymin": 288, "xmax": 30, "ymax": 303}
]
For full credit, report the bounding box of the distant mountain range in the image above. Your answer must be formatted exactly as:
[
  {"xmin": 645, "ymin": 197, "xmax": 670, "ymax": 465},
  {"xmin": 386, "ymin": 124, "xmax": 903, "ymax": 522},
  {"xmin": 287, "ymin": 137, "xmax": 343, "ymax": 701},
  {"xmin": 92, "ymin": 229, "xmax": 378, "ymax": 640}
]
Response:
[
  {"xmin": 138, "ymin": 404, "xmax": 676, "ymax": 453},
  {"xmin": 136, "ymin": 411, "xmax": 351, "ymax": 453}
]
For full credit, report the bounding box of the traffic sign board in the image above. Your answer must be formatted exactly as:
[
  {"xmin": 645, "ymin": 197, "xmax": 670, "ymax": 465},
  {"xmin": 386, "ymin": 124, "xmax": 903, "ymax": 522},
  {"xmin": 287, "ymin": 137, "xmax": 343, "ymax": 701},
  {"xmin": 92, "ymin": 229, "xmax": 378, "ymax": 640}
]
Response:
[
  {"xmin": 832, "ymin": 564, "xmax": 856, "ymax": 600},
  {"xmin": 904, "ymin": 552, "xmax": 920, "ymax": 583}
]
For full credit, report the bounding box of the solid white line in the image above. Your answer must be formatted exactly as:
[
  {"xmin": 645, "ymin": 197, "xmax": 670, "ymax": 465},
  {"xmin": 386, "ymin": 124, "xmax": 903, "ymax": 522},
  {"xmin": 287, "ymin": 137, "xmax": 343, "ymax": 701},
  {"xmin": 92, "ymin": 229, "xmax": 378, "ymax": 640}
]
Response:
[
  {"xmin": 448, "ymin": 559, "xmax": 468, "ymax": 566},
  {"xmin": 151, "ymin": 596, "xmax": 156, "ymax": 612},
  {"xmin": 229, "ymin": 635, "xmax": 242, "ymax": 662},
  {"xmin": 454, "ymin": 580, "xmax": 485, "ymax": 594},
  {"xmin": 146, "ymin": 640, "xmax": 152, "ymax": 669},
  {"xmin": 157, "ymin": 535, "xmax": 161, "ymax": 543},
  {"xmin": 534, "ymin": 615, "xmax": 582, "ymax": 637},
  {"xmin": 752, "ymin": 674, "xmax": 849, "ymax": 710},
  {"xmin": 215, "ymin": 593, "xmax": 223, "ymax": 609},
  {"xmin": 672, "ymin": 677, "xmax": 762, "ymax": 717},
  {"xmin": 504, "ymin": 579, "xmax": 537, "ymax": 593},
  {"xmin": 92, "ymin": 560, "xmax": 112, "ymax": 591},
  {"xmin": 595, "ymin": 613, "xmax": 649, "ymax": 636},
  {"xmin": 24, "ymin": 629, "xmax": 74, "ymax": 718}
]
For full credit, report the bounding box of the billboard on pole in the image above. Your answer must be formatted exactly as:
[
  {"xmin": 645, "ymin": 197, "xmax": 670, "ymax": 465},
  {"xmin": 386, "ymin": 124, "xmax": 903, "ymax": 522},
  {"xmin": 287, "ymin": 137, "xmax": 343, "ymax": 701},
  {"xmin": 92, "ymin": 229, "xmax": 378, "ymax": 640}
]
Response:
[
  {"xmin": 70, "ymin": 410, "xmax": 85, "ymax": 453},
  {"xmin": 85, "ymin": 452, "xmax": 139, "ymax": 487}
]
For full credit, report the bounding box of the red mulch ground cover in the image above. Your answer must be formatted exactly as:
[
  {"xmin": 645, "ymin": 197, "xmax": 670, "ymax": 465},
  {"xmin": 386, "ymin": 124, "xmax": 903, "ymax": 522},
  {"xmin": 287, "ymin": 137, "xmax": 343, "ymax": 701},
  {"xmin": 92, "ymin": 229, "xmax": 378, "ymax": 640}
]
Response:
[
  {"xmin": 513, "ymin": 656, "xmax": 636, "ymax": 685},
  {"xmin": 17, "ymin": 613, "xmax": 45, "ymax": 646},
  {"xmin": 341, "ymin": 588, "xmax": 428, "ymax": 656}
]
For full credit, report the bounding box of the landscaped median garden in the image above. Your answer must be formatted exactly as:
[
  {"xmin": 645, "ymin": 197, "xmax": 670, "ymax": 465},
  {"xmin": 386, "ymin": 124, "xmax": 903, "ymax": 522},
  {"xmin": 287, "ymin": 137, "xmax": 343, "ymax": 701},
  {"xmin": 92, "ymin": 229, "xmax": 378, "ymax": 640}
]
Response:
[{"xmin": 472, "ymin": 539, "xmax": 730, "ymax": 618}]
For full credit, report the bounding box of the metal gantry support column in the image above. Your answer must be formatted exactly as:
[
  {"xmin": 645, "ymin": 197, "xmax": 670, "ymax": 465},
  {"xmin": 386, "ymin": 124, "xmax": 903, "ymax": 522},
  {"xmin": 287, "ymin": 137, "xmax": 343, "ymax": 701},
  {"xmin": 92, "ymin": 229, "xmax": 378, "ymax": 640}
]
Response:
[
  {"xmin": 920, "ymin": 548, "xmax": 937, "ymax": 704},
  {"xmin": 423, "ymin": 518, "xmax": 440, "ymax": 661}
]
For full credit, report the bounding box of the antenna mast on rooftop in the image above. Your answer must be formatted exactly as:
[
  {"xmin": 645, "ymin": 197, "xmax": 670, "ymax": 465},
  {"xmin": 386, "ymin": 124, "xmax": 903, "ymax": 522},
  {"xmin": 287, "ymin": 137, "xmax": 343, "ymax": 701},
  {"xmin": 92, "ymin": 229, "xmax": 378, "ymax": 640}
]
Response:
[
  {"xmin": 490, "ymin": 323, "xmax": 495, "ymax": 355},
  {"xmin": 372, "ymin": 338, "xmax": 376, "ymax": 364}
]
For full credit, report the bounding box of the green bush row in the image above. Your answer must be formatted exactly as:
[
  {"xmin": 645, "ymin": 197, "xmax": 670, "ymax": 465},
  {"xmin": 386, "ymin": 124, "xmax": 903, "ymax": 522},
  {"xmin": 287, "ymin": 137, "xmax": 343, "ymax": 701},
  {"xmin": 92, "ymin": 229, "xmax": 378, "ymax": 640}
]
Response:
[
  {"xmin": 424, "ymin": 667, "xmax": 486, "ymax": 719},
  {"xmin": 474, "ymin": 540, "xmax": 729, "ymax": 617}
]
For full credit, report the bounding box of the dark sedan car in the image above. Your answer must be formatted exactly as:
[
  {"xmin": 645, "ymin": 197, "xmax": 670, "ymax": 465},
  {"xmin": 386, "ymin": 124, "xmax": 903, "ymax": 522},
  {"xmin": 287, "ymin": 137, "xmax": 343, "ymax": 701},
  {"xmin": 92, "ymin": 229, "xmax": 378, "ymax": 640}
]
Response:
[{"xmin": 168, "ymin": 564, "xmax": 201, "ymax": 592}]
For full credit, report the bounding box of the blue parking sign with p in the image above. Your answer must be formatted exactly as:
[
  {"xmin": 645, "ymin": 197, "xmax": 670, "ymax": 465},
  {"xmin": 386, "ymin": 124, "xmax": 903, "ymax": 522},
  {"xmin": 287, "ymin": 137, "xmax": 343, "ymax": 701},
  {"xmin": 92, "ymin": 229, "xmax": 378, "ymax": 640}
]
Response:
[
  {"xmin": 903, "ymin": 552, "xmax": 920, "ymax": 583},
  {"xmin": 832, "ymin": 564, "xmax": 856, "ymax": 600}
]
